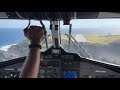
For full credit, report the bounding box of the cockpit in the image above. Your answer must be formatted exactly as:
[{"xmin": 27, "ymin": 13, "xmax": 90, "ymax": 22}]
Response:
[{"xmin": 0, "ymin": 12, "xmax": 120, "ymax": 78}]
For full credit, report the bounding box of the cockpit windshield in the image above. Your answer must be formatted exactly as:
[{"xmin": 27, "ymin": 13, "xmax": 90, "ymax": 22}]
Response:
[{"xmin": 0, "ymin": 19, "xmax": 120, "ymax": 66}]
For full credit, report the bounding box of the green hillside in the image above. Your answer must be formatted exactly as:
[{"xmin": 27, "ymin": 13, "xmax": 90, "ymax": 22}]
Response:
[
  {"xmin": 48, "ymin": 35, "xmax": 68, "ymax": 40},
  {"xmin": 84, "ymin": 34, "xmax": 120, "ymax": 44}
]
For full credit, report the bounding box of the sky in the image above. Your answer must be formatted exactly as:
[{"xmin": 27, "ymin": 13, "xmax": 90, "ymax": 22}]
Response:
[{"xmin": 0, "ymin": 19, "xmax": 120, "ymax": 29}]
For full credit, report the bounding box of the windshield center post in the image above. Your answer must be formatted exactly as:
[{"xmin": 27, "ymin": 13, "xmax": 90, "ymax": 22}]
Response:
[{"xmin": 51, "ymin": 21, "xmax": 60, "ymax": 48}]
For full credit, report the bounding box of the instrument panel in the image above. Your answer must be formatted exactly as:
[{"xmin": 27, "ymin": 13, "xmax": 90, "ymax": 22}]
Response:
[
  {"xmin": 0, "ymin": 54, "xmax": 81, "ymax": 78},
  {"xmin": 80, "ymin": 62, "xmax": 120, "ymax": 78},
  {"xmin": 38, "ymin": 54, "xmax": 80, "ymax": 78},
  {"xmin": 39, "ymin": 60, "xmax": 60, "ymax": 78},
  {"xmin": 0, "ymin": 50, "xmax": 120, "ymax": 78}
]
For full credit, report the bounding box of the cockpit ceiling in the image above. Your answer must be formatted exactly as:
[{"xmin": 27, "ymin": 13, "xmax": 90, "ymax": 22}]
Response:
[{"xmin": 0, "ymin": 12, "xmax": 120, "ymax": 20}]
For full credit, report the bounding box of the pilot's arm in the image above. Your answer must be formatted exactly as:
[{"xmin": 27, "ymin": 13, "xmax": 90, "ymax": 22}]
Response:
[{"xmin": 19, "ymin": 26, "xmax": 44, "ymax": 78}]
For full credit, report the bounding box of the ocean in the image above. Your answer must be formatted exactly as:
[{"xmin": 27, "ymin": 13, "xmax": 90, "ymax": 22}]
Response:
[
  {"xmin": 0, "ymin": 28, "xmax": 26, "ymax": 50},
  {"xmin": 1, "ymin": 28, "xmax": 120, "ymax": 51}
]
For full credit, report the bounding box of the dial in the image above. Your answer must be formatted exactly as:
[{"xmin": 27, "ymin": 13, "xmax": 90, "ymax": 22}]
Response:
[
  {"xmin": 40, "ymin": 69, "xmax": 45, "ymax": 74},
  {"xmin": 40, "ymin": 75, "xmax": 45, "ymax": 78}
]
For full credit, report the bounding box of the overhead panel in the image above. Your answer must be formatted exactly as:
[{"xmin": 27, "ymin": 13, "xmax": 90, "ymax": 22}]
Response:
[
  {"xmin": 76, "ymin": 12, "xmax": 99, "ymax": 19},
  {"xmin": 0, "ymin": 12, "xmax": 8, "ymax": 18},
  {"xmin": 1, "ymin": 12, "xmax": 120, "ymax": 20},
  {"xmin": 98, "ymin": 12, "xmax": 120, "ymax": 18}
]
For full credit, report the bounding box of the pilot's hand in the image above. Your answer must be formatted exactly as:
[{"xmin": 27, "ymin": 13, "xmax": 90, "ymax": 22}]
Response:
[{"xmin": 24, "ymin": 26, "xmax": 44, "ymax": 44}]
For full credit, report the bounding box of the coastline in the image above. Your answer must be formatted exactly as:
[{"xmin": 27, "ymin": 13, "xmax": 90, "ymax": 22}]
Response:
[{"xmin": 0, "ymin": 44, "xmax": 17, "ymax": 51}]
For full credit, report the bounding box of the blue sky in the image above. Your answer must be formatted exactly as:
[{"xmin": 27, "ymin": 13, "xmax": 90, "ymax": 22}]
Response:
[{"xmin": 0, "ymin": 19, "xmax": 120, "ymax": 29}]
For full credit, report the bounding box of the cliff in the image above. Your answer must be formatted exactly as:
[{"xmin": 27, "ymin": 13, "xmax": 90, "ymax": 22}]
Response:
[{"xmin": 0, "ymin": 40, "xmax": 29, "ymax": 62}]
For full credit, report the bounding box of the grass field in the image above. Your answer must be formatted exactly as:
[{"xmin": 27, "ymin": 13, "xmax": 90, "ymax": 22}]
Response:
[
  {"xmin": 84, "ymin": 34, "xmax": 120, "ymax": 44},
  {"xmin": 48, "ymin": 35, "xmax": 68, "ymax": 40},
  {"xmin": 44, "ymin": 34, "xmax": 120, "ymax": 45}
]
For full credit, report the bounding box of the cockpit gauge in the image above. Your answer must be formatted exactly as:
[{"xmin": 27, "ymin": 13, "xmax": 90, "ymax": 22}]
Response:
[{"xmin": 40, "ymin": 69, "xmax": 45, "ymax": 74}]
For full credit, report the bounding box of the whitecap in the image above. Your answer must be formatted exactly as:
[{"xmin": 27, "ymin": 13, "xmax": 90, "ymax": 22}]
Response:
[{"xmin": 0, "ymin": 44, "xmax": 16, "ymax": 51}]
